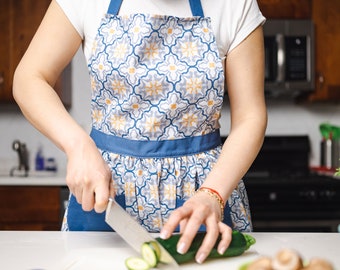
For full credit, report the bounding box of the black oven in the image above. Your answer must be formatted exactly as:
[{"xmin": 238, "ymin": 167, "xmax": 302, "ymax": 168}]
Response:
[
  {"xmin": 230, "ymin": 135, "xmax": 340, "ymax": 232},
  {"xmin": 246, "ymin": 176, "xmax": 340, "ymax": 232}
]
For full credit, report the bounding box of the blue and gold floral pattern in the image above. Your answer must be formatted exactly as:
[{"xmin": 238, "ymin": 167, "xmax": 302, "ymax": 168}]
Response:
[{"xmin": 89, "ymin": 14, "xmax": 224, "ymax": 139}]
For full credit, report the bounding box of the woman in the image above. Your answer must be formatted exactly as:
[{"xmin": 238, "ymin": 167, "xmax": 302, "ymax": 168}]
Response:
[{"xmin": 13, "ymin": 0, "xmax": 267, "ymax": 264}]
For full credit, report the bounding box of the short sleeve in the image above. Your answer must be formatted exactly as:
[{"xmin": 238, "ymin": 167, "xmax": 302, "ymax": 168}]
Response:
[
  {"xmin": 55, "ymin": 0, "xmax": 110, "ymax": 60},
  {"xmin": 227, "ymin": 0, "xmax": 266, "ymax": 53},
  {"xmin": 55, "ymin": 0, "xmax": 86, "ymax": 38},
  {"xmin": 204, "ymin": 0, "xmax": 266, "ymax": 57}
]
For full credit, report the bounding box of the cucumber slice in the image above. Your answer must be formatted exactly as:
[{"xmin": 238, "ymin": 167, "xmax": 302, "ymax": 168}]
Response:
[
  {"xmin": 148, "ymin": 241, "xmax": 161, "ymax": 262},
  {"xmin": 141, "ymin": 242, "xmax": 158, "ymax": 267},
  {"xmin": 125, "ymin": 257, "xmax": 150, "ymax": 270}
]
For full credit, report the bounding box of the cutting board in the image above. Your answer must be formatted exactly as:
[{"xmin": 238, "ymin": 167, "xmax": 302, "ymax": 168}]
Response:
[{"xmin": 56, "ymin": 246, "xmax": 259, "ymax": 270}]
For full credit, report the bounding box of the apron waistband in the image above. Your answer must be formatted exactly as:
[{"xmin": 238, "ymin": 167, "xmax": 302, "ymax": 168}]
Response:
[
  {"xmin": 90, "ymin": 128, "xmax": 221, "ymax": 158},
  {"xmin": 107, "ymin": 0, "xmax": 204, "ymax": 17}
]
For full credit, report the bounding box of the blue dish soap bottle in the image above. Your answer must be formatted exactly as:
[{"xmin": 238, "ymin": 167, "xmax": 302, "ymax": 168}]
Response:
[{"xmin": 35, "ymin": 146, "xmax": 45, "ymax": 171}]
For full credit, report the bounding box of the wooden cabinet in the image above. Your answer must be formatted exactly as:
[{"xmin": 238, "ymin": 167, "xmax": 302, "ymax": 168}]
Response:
[
  {"xmin": 258, "ymin": 0, "xmax": 312, "ymax": 19},
  {"xmin": 258, "ymin": 0, "xmax": 340, "ymax": 102},
  {"xmin": 0, "ymin": 0, "xmax": 71, "ymax": 108},
  {"xmin": 307, "ymin": 0, "xmax": 340, "ymax": 101},
  {"xmin": 0, "ymin": 186, "xmax": 64, "ymax": 230},
  {"xmin": 0, "ymin": 1, "xmax": 11, "ymax": 102}
]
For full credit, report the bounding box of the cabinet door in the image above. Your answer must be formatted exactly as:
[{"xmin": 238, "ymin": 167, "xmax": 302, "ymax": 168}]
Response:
[
  {"xmin": 258, "ymin": 0, "xmax": 312, "ymax": 19},
  {"xmin": 0, "ymin": 186, "xmax": 61, "ymax": 230},
  {"xmin": 0, "ymin": 1, "xmax": 50, "ymax": 104},
  {"xmin": 0, "ymin": 0, "xmax": 12, "ymax": 102},
  {"xmin": 0, "ymin": 0, "xmax": 71, "ymax": 108},
  {"xmin": 308, "ymin": 0, "xmax": 340, "ymax": 101}
]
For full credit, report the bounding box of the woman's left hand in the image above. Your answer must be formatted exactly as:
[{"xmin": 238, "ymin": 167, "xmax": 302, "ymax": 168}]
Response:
[{"xmin": 160, "ymin": 191, "xmax": 232, "ymax": 264}]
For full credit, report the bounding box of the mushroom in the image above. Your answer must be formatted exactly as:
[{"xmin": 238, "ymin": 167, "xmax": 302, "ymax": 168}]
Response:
[
  {"xmin": 303, "ymin": 258, "xmax": 334, "ymax": 270},
  {"xmin": 272, "ymin": 249, "xmax": 304, "ymax": 270},
  {"xmin": 247, "ymin": 256, "xmax": 273, "ymax": 270}
]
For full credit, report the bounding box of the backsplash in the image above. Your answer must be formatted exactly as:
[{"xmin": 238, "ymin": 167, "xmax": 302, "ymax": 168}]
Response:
[{"xmin": 1, "ymin": 49, "xmax": 340, "ymax": 174}]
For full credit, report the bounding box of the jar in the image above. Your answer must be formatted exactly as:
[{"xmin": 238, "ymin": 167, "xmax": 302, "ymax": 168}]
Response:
[
  {"xmin": 331, "ymin": 139, "xmax": 340, "ymax": 169},
  {"xmin": 320, "ymin": 139, "xmax": 332, "ymax": 169},
  {"xmin": 320, "ymin": 139, "xmax": 340, "ymax": 169}
]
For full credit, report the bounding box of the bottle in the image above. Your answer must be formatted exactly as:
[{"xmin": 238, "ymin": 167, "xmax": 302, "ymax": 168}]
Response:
[
  {"xmin": 35, "ymin": 147, "xmax": 45, "ymax": 171},
  {"xmin": 45, "ymin": 157, "xmax": 57, "ymax": 172}
]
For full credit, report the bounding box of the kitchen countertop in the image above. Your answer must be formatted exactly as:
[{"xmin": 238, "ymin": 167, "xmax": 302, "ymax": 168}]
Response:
[
  {"xmin": 0, "ymin": 168, "xmax": 338, "ymax": 187},
  {"xmin": 0, "ymin": 171, "xmax": 66, "ymax": 186},
  {"xmin": 0, "ymin": 231, "xmax": 339, "ymax": 270}
]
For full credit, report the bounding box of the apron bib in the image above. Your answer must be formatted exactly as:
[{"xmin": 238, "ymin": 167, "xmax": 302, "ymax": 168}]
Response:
[{"xmin": 63, "ymin": 0, "xmax": 252, "ymax": 232}]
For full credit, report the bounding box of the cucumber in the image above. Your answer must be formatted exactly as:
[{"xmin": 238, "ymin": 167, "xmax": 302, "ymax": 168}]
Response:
[
  {"xmin": 156, "ymin": 230, "xmax": 256, "ymax": 264},
  {"xmin": 125, "ymin": 257, "xmax": 150, "ymax": 270},
  {"xmin": 141, "ymin": 242, "xmax": 159, "ymax": 267}
]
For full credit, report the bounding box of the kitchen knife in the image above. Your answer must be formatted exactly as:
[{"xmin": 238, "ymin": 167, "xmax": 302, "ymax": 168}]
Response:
[{"xmin": 105, "ymin": 198, "xmax": 180, "ymax": 269}]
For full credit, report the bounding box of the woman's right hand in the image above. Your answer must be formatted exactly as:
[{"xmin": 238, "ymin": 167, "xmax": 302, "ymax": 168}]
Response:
[{"xmin": 65, "ymin": 137, "xmax": 113, "ymax": 213}]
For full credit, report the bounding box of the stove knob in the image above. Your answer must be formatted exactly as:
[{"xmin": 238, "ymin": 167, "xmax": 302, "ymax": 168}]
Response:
[
  {"xmin": 320, "ymin": 190, "xmax": 335, "ymax": 199},
  {"xmin": 299, "ymin": 190, "xmax": 317, "ymax": 200},
  {"xmin": 307, "ymin": 190, "xmax": 317, "ymax": 199},
  {"xmin": 309, "ymin": 190, "xmax": 316, "ymax": 199},
  {"xmin": 269, "ymin": 192, "xmax": 277, "ymax": 201}
]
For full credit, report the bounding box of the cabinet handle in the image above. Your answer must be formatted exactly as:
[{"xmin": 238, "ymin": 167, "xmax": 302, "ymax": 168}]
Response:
[
  {"xmin": 0, "ymin": 72, "xmax": 4, "ymax": 85},
  {"xmin": 318, "ymin": 73, "xmax": 325, "ymax": 90}
]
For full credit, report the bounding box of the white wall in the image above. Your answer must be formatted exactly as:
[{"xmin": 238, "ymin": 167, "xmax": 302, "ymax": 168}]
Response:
[
  {"xmin": 1, "ymin": 49, "xmax": 340, "ymax": 174},
  {"xmin": 0, "ymin": 49, "xmax": 91, "ymax": 174},
  {"xmin": 221, "ymin": 101, "xmax": 340, "ymax": 167}
]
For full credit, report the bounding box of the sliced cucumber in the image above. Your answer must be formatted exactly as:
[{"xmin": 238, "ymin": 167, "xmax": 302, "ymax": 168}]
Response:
[
  {"xmin": 125, "ymin": 257, "xmax": 150, "ymax": 270},
  {"xmin": 141, "ymin": 242, "xmax": 159, "ymax": 267},
  {"xmin": 148, "ymin": 241, "xmax": 161, "ymax": 262},
  {"xmin": 125, "ymin": 241, "xmax": 161, "ymax": 270}
]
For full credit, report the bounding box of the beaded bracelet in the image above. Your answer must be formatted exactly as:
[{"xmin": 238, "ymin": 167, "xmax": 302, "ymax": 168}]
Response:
[{"xmin": 197, "ymin": 187, "xmax": 225, "ymax": 221}]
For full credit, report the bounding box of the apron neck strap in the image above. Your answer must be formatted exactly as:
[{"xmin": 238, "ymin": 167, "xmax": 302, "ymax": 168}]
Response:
[
  {"xmin": 107, "ymin": 0, "xmax": 204, "ymax": 17},
  {"xmin": 189, "ymin": 0, "xmax": 204, "ymax": 17},
  {"xmin": 107, "ymin": 0, "xmax": 123, "ymax": 15}
]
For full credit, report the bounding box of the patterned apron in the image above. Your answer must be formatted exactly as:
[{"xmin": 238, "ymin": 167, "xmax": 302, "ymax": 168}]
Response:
[{"xmin": 63, "ymin": 0, "xmax": 252, "ymax": 232}]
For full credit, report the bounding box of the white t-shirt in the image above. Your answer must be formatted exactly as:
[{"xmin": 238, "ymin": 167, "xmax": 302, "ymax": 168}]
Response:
[{"xmin": 56, "ymin": 0, "xmax": 265, "ymax": 61}]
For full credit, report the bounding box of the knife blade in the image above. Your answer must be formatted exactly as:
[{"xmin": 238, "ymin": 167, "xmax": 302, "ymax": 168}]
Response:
[{"xmin": 105, "ymin": 198, "xmax": 180, "ymax": 269}]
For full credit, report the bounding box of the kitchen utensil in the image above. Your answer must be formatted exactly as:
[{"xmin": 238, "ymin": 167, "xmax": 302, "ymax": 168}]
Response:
[{"xmin": 105, "ymin": 198, "xmax": 180, "ymax": 269}]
